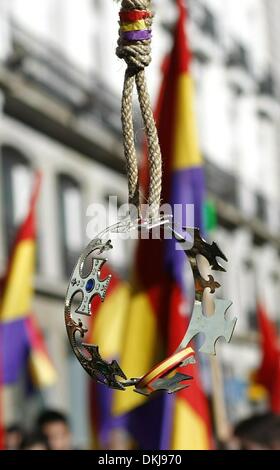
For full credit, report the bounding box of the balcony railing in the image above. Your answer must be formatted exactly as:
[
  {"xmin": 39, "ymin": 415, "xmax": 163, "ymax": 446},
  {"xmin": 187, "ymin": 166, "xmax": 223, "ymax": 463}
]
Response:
[
  {"xmin": 204, "ymin": 158, "xmax": 280, "ymax": 235},
  {"xmin": 4, "ymin": 20, "xmax": 123, "ymax": 138}
]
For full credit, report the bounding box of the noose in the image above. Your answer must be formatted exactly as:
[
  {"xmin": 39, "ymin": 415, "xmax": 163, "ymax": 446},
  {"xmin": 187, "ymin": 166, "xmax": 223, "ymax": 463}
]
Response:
[{"xmin": 116, "ymin": 0, "xmax": 162, "ymax": 218}]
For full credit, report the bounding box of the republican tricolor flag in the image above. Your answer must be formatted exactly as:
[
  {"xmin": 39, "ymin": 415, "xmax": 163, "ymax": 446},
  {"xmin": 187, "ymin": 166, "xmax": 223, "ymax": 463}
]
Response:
[
  {"xmin": 159, "ymin": 1, "xmax": 211, "ymax": 448},
  {"xmin": 0, "ymin": 172, "xmax": 56, "ymax": 447},
  {"xmin": 89, "ymin": 1, "xmax": 212, "ymax": 449},
  {"xmin": 113, "ymin": 0, "xmax": 211, "ymax": 449},
  {"xmin": 254, "ymin": 304, "xmax": 280, "ymax": 413}
]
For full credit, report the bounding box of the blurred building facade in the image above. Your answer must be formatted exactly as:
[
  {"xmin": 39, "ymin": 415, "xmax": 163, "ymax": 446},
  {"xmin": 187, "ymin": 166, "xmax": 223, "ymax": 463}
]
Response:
[{"xmin": 0, "ymin": 0, "xmax": 279, "ymax": 447}]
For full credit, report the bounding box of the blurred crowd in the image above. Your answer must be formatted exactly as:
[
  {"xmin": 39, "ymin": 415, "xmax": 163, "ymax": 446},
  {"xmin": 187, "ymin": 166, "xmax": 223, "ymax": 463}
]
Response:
[
  {"xmin": 229, "ymin": 413, "xmax": 280, "ymax": 451},
  {"xmin": 5, "ymin": 410, "xmax": 74, "ymax": 451},
  {"xmin": 4, "ymin": 409, "xmax": 280, "ymax": 451}
]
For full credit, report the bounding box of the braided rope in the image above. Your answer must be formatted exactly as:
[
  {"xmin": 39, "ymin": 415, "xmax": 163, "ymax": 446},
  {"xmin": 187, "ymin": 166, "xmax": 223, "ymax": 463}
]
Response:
[{"xmin": 116, "ymin": 0, "xmax": 162, "ymax": 217}]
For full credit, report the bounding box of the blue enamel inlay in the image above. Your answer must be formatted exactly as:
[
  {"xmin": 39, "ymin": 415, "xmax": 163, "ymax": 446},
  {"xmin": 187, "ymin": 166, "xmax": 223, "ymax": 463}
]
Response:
[{"xmin": 86, "ymin": 278, "xmax": 95, "ymax": 293}]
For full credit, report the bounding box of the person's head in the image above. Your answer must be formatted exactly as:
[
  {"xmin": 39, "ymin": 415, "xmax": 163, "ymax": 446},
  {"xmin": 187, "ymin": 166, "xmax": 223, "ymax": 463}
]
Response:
[
  {"xmin": 5, "ymin": 424, "xmax": 23, "ymax": 450},
  {"xmin": 20, "ymin": 432, "xmax": 49, "ymax": 451},
  {"xmin": 234, "ymin": 412, "xmax": 278, "ymax": 450},
  {"xmin": 262, "ymin": 415, "xmax": 280, "ymax": 450},
  {"xmin": 37, "ymin": 410, "xmax": 72, "ymax": 450}
]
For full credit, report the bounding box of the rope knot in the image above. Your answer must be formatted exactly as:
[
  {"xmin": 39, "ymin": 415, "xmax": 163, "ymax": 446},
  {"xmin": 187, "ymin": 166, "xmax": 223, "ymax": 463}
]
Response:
[
  {"xmin": 116, "ymin": 0, "xmax": 153, "ymax": 70},
  {"xmin": 117, "ymin": 0, "xmax": 162, "ymax": 218}
]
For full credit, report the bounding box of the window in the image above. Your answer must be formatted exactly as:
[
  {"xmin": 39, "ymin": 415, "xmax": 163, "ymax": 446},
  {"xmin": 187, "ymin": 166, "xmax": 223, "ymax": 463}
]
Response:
[
  {"xmin": 255, "ymin": 192, "xmax": 267, "ymax": 222},
  {"xmin": 200, "ymin": 7, "xmax": 218, "ymax": 41},
  {"xmin": 204, "ymin": 159, "xmax": 238, "ymax": 206},
  {"xmin": 243, "ymin": 259, "xmax": 257, "ymax": 330},
  {"xmin": 1, "ymin": 145, "xmax": 32, "ymax": 252},
  {"xmin": 188, "ymin": 0, "xmax": 218, "ymax": 41},
  {"xmin": 258, "ymin": 72, "xmax": 275, "ymax": 98},
  {"xmin": 57, "ymin": 174, "xmax": 84, "ymax": 278},
  {"xmin": 226, "ymin": 44, "xmax": 251, "ymax": 74}
]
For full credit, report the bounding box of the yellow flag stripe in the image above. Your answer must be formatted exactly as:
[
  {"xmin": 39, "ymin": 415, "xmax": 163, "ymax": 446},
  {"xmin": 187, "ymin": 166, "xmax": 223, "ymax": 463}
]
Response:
[
  {"xmin": 1, "ymin": 240, "xmax": 35, "ymax": 321},
  {"xmin": 113, "ymin": 292, "xmax": 159, "ymax": 416},
  {"xmin": 120, "ymin": 20, "xmax": 147, "ymax": 32},
  {"xmin": 91, "ymin": 283, "xmax": 131, "ymax": 359},
  {"xmin": 173, "ymin": 74, "xmax": 202, "ymax": 170},
  {"xmin": 29, "ymin": 350, "xmax": 57, "ymax": 388},
  {"xmin": 171, "ymin": 398, "xmax": 210, "ymax": 450}
]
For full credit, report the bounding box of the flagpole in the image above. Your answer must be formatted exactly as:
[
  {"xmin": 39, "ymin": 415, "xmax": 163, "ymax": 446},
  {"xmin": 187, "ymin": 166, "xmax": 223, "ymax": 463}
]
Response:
[
  {"xmin": 209, "ymin": 355, "xmax": 231, "ymax": 444},
  {"xmin": 200, "ymin": 253, "xmax": 231, "ymax": 445}
]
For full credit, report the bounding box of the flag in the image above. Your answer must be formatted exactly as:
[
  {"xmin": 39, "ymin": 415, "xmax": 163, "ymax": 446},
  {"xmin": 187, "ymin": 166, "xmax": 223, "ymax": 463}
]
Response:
[
  {"xmin": 153, "ymin": 0, "xmax": 211, "ymax": 449},
  {"xmin": 113, "ymin": 0, "xmax": 210, "ymax": 449},
  {"xmin": 89, "ymin": 1, "xmax": 211, "ymax": 449},
  {"xmin": 89, "ymin": 266, "xmax": 167, "ymax": 450},
  {"xmin": 88, "ymin": 265, "xmax": 131, "ymax": 449},
  {"xmin": 254, "ymin": 304, "xmax": 280, "ymax": 413},
  {"xmin": 0, "ymin": 172, "xmax": 56, "ymax": 389}
]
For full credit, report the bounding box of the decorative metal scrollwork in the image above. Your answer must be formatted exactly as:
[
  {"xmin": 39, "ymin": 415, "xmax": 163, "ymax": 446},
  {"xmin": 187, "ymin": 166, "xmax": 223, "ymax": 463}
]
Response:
[{"xmin": 64, "ymin": 217, "xmax": 237, "ymax": 395}]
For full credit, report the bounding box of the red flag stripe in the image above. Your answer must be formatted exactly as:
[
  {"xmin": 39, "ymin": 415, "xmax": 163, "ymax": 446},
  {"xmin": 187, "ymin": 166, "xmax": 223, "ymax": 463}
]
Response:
[
  {"xmin": 255, "ymin": 304, "xmax": 280, "ymax": 413},
  {"xmin": 16, "ymin": 171, "xmax": 42, "ymax": 243},
  {"xmin": 119, "ymin": 10, "xmax": 151, "ymax": 22}
]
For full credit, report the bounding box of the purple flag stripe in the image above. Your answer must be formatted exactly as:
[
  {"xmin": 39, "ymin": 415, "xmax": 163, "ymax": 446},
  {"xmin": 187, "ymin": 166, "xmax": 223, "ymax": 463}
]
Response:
[
  {"xmin": 122, "ymin": 30, "xmax": 152, "ymax": 41},
  {"xmin": 165, "ymin": 166, "xmax": 205, "ymax": 291},
  {"xmin": 0, "ymin": 317, "xmax": 29, "ymax": 384},
  {"xmin": 160, "ymin": 166, "xmax": 205, "ymax": 448},
  {"xmin": 92, "ymin": 382, "xmax": 167, "ymax": 450},
  {"xmin": 171, "ymin": 166, "xmax": 205, "ymax": 230}
]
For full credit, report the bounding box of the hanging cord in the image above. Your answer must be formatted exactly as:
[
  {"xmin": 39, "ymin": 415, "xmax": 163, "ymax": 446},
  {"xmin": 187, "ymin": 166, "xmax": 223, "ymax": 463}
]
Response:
[{"xmin": 116, "ymin": 0, "xmax": 162, "ymax": 218}]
